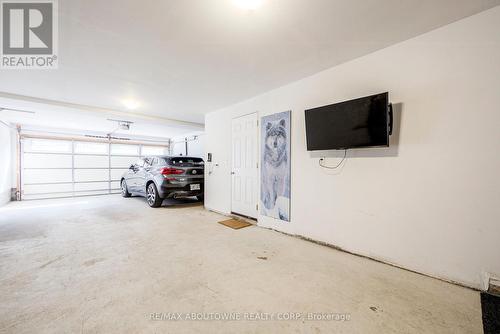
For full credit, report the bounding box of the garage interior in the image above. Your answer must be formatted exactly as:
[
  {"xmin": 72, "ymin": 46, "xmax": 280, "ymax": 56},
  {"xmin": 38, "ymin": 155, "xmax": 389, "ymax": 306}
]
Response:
[{"xmin": 1, "ymin": 1, "xmax": 500, "ymax": 333}]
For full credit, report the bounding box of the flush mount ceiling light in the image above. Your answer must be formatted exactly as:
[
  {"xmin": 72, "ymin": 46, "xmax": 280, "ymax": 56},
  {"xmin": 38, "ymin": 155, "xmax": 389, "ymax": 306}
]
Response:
[
  {"xmin": 121, "ymin": 99, "xmax": 141, "ymax": 110},
  {"xmin": 233, "ymin": 0, "xmax": 263, "ymax": 10}
]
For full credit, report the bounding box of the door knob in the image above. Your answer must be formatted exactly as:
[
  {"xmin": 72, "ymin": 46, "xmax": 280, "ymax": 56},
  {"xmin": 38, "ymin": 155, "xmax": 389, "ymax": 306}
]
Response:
[{"xmin": 231, "ymin": 172, "xmax": 235, "ymax": 175}]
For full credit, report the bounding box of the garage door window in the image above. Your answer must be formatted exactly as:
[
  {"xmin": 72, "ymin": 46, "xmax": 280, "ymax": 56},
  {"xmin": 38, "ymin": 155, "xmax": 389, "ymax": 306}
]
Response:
[
  {"xmin": 111, "ymin": 144, "xmax": 139, "ymax": 156},
  {"xmin": 24, "ymin": 138, "xmax": 72, "ymax": 153},
  {"xmin": 142, "ymin": 146, "xmax": 168, "ymax": 156},
  {"xmin": 74, "ymin": 142, "xmax": 109, "ymax": 154}
]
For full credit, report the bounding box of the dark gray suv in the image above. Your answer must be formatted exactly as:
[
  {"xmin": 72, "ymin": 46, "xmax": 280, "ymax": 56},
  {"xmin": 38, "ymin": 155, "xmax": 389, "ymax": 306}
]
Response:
[{"xmin": 120, "ymin": 156, "xmax": 204, "ymax": 207}]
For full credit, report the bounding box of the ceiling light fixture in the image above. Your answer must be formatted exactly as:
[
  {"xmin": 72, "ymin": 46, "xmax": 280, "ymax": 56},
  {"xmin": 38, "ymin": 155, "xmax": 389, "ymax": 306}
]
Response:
[
  {"xmin": 121, "ymin": 99, "xmax": 141, "ymax": 110},
  {"xmin": 233, "ymin": 0, "xmax": 263, "ymax": 10}
]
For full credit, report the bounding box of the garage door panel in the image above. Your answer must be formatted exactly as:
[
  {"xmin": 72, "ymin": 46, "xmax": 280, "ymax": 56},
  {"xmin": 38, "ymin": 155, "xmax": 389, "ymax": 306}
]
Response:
[
  {"xmin": 23, "ymin": 183, "xmax": 73, "ymax": 194},
  {"xmin": 111, "ymin": 169, "xmax": 127, "ymax": 180},
  {"xmin": 23, "ymin": 169, "xmax": 72, "ymax": 184},
  {"xmin": 142, "ymin": 146, "xmax": 167, "ymax": 156},
  {"xmin": 24, "ymin": 138, "xmax": 72, "ymax": 153},
  {"xmin": 74, "ymin": 182, "xmax": 109, "ymax": 192},
  {"xmin": 111, "ymin": 156, "xmax": 137, "ymax": 168},
  {"xmin": 74, "ymin": 169, "xmax": 109, "ymax": 182},
  {"xmin": 111, "ymin": 144, "xmax": 139, "ymax": 156},
  {"xmin": 78, "ymin": 190, "xmax": 110, "ymax": 196},
  {"xmin": 23, "ymin": 192, "xmax": 74, "ymax": 200},
  {"xmin": 74, "ymin": 142, "xmax": 108, "ymax": 154},
  {"xmin": 110, "ymin": 181, "xmax": 120, "ymax": 190},
  {"xmin": 24, "ymin": 153, "xmax": 72, "ymax": 169},
  {"xmin": 74, "ymin": 155, "xmax": 109, "ymax": 168}
]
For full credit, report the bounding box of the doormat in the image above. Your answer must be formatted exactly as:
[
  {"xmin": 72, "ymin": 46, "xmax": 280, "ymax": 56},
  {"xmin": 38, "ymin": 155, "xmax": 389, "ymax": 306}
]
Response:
[
  {"xmin": 482, "ymin": 292, "xmax": 500, "ymax": 334},
  {"xmin": 218, "ymin": 219, "xmax": 252, "ymax": 230}
]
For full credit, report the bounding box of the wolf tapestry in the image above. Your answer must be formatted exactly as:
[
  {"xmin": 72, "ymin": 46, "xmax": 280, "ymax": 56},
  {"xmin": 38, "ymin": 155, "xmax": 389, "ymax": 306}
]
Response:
[{"xmin": 260, "ymin": 110, "xmax": 291, "ymax": 222}]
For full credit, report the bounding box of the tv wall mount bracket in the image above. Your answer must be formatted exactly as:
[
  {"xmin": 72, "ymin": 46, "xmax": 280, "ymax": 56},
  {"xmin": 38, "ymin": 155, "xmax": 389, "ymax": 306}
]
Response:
[{"xmin": 388, "ymin": 103, "xmax": 394, "ymax": 136}]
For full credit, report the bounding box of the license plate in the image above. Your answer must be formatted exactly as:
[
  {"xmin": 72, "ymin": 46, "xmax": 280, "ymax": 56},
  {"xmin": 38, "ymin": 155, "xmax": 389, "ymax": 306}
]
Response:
[{"xmin": 190, "ymin": 184, "xmax": 200, "ymax": 191}]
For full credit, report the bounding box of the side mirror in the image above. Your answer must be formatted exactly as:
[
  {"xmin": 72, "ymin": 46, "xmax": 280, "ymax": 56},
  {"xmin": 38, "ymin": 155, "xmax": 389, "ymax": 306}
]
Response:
[{"xmin": 129, "ymin": 164, "xmax": 135, "ymax": 170}]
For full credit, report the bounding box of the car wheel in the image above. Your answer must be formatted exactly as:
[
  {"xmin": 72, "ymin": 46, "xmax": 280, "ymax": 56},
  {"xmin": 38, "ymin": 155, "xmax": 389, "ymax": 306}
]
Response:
[
  {"xmin": 121, "ymin": 180, "xmax": 131, "ymax": 197},
  {"xmin": 196, "ymin": 195, "xmax": 204, "ymax": 202},
  {"xmin": 146, "ymin": 183, "xmax": 163, "ymax": 208}
]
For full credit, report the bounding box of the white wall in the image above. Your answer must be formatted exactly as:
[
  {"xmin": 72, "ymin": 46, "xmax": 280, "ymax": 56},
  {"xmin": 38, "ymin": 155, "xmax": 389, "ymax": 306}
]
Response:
[
  {"xmin": 0, "ymin": 123, "xmax": 13, "ymax": 206},
  {"xmin": 204, "ymin": 7, "xmax": 500, "ymax": 290}
]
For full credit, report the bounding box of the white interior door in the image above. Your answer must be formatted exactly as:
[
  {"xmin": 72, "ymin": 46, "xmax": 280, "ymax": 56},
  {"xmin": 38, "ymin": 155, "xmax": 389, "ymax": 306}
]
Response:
[{"xmin": 231, "ymin": 113, "xmax": 258, "ymax": 218}]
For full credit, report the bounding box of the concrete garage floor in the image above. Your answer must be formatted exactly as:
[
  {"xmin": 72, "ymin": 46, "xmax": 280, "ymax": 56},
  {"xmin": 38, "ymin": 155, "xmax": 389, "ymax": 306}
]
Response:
[{"xmin": 0, "ymin": 196, "xmax": 482, "ymax": 333}]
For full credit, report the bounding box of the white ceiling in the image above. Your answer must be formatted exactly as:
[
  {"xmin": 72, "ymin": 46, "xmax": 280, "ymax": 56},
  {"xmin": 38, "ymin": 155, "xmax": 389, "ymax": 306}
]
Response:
[
  {"xmin": 0, "ymin": 0, "xmax": 499, "ymax": 125},
  {"xmin": 0, "ymin": 95, "xmax": 203, "ymax": 139}
]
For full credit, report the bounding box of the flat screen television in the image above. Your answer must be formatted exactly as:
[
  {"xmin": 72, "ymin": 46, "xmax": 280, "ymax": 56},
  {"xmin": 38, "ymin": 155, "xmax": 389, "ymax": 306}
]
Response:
[{"xmin": 305, "ymin": 92, "xmax": 390, "ymax": 151}]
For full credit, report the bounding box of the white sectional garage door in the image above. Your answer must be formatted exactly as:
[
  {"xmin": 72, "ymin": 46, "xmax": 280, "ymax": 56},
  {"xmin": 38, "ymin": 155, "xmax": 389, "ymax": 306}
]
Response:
[{"xmin": 21, "ymin": 137, "xmax": 169, "ymax": 200}]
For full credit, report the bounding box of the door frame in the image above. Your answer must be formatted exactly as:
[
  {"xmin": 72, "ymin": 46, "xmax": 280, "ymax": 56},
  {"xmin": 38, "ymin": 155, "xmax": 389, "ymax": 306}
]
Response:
[{"xmin": 230, "ymin": 112, "xmax": 259, "ymax": 219}]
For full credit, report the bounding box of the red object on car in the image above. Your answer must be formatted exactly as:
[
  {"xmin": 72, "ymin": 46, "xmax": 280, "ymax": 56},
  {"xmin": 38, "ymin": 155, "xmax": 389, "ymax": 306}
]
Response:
[{"xmin": 160, "ymin": 168, "xmax": 184, "ymax": 175}]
